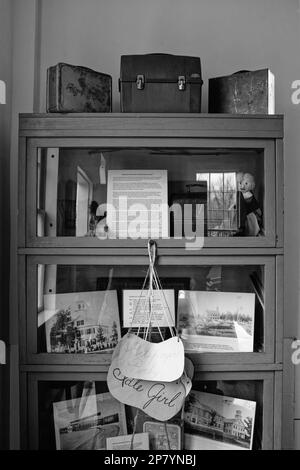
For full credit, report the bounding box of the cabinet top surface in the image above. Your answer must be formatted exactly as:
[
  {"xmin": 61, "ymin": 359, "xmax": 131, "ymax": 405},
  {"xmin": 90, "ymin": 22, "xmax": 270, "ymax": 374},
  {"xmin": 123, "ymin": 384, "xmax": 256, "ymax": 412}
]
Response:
[
  {"xmin": 20, "ymin": 112, "xmax": 284, "ymax": 118},
  {"xmin": 19, "ymin": 113, "xmax": 284, "ymax": 138}
]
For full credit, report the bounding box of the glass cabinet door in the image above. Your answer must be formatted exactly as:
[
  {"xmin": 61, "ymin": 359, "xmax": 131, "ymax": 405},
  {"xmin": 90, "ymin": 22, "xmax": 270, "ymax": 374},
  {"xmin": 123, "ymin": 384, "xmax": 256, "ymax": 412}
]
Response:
[
  {"xmin": 25, "ymin": 139, "xmax": 276, "ymax": 248},
  {"xmin": 26, "ymin": 372, "xmax": 274, "ymax": 450},
  {"xmin": 23, "ymin": 256, "xmax": 276, "ymax": 366}
]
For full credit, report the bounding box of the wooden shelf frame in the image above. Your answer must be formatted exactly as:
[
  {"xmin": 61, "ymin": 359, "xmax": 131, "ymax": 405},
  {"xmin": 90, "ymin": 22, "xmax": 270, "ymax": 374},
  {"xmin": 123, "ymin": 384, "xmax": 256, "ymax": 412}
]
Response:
[{"xmin": 17, "ymin": 114, "xmax": 285, "ymax": 450}]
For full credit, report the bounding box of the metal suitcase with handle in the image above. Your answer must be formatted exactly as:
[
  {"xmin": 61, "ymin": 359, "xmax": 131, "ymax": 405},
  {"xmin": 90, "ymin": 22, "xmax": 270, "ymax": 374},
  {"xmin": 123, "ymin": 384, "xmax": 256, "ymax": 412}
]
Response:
[{"xmin": 119, "ymin": 53, "xmax": 203, "ymax": 113}]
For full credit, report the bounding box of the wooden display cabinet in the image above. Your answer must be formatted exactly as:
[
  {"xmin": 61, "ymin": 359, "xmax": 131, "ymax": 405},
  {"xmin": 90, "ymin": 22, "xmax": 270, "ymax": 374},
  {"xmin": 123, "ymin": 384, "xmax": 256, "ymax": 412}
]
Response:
[{"xmin": 17, "ymin": 113, "xmax": 284, "ymax": 450}]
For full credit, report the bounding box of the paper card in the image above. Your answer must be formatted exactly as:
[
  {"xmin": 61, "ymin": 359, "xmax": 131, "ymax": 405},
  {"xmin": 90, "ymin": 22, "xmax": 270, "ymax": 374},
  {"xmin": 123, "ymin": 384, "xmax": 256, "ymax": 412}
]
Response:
[
  {"xmin": 106, "ymin": 433, "xmax": 149, "ymax": 451},
  {"xmin": 143, "ymin": 422, "xmax": 181, "ymax": 450},
  {"xmin": 181, "ymin": 357, "xmax": 194, "ymax": 397},
  {"xmin": 180, "ymin": 372, "xmax": 192, "ymax": 398},
  {"xmin": 106, "ymin": 169, "xmax": 168, "ymax": 238},
  {"xmin": 123, "ymin": 290, "xmax": 175, "ymax": 328},
  {"xmin": 117, "ymin": 333, "xmax": 184, "ymax": 383},
  {"xmin": 107, "ymin": 341, "xmax": 186, "ymax": 421},
  {"xmin": 184, "ymin": 357, "xmax": 195, "ymax": 382}
]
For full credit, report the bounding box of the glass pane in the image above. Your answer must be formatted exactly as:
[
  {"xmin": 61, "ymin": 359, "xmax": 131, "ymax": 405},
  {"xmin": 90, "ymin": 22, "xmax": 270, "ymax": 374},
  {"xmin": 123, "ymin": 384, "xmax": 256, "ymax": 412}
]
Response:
[
  {"xmin": 210, "ymin": 173, "xmax": 223, "ymax": 192},
  {"xmin": 36, "ymin": 147, "xmax": 265, "ymax": 239},
  {"xmin": 37, "ymin": 379, "xmax": 263, "ymax": 450},
  {"xmin": 197, "ymin": 173, "xmax": 210, "ymax": 190},
  {"xmin": 224, "ymin": 172, "xmax": 237, "ymax": 192},
  {"xmin": 210, "ymin": 192, "xmax": 223, "ymax": 211},
  {"xmin": 224, "ymin": 192, "xmax": 236, "ymax": 210},
  {"xmin": 37, "ymin": 264, "xmax": 265, "ymax": 354}
]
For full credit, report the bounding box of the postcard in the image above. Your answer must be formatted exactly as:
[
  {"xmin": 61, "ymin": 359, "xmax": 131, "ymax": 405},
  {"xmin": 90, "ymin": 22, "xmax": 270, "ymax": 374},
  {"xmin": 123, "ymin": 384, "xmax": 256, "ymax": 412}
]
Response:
[
  {"xmin": 107, "ymin": 169, "xmax": 168, "ymax": 238},
  {"xmin": 125, "ymin": 407, "xmax": 183, "ymax": 446},
  {"xmin": 41, "ymin": 290, "xmax": 120, "ymax": 354},
  {"xmin": 143, "ymin": 421, "xmax": 181, "ymax": 450},
  {"xmin": 53, "ymin": 390, "xmax": 127, "ymax": 450},
  {"xmin": 184, "ymin": 390, "xmax": 256, "ymax": 450},
  {"xmin": 123, "ymin": 289, "xmax": 175, "ymax": 328},
  {"xmin": 106, "ymin": 433, "xmax": 149, "ymax": 450},
  {"xmin": 177, "ymin": 290, "xmax": 255, "ymax": 352}
]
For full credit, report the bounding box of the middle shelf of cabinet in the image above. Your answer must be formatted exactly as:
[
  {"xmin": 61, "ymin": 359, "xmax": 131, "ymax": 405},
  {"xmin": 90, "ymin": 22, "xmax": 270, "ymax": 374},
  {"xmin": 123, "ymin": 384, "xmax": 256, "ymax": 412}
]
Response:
[{"xmin": 20, "ymin": 254, "xmax": 280, "ymax": 366}]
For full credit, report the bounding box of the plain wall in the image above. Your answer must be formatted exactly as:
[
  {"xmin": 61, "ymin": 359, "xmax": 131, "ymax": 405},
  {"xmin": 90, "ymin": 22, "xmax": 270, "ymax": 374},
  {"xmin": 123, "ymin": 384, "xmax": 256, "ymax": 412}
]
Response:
[
  {"xmin": 0, "ymin": 0, "xmax": 12, "ymax": 450},
  {"xmin": 7, "ymin": 0, "xmax": 300, "ymax": 448},
  {"xmin": 9, "ymin": 0, "xmax": 40, "ymax": 449},
  {"xmin": 38, "ymin": 0, "xmax": 300, "ymax": 114}
]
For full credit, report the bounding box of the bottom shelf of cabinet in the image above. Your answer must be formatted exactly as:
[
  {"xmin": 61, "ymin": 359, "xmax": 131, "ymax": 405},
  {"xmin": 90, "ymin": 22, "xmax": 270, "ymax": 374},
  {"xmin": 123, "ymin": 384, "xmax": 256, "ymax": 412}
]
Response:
[{"xmin": 22, "ymin": 370, "xmax": 279, "ymax": 450}]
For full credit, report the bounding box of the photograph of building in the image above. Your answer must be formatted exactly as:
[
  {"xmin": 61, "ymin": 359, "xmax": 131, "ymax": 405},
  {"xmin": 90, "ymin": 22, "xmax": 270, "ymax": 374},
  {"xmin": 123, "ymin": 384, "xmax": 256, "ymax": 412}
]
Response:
[
  {"xmin": 184, "ymin": 391, "xmax": 256, "ymax": 450},
  {"xmin": 43, "ymin": 291, "xmax": 120, "ymax": 353},
  {"xmin": 178, "ymin": 290, "xmax": 255, "ymax": 352},
  {"xmin": 53, "ymin": 391, "xmax": 127, "ymax": 450}
]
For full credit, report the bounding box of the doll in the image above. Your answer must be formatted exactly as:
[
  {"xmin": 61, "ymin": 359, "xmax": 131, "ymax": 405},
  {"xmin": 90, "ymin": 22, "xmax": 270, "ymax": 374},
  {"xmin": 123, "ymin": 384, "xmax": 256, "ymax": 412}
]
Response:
[{"xmin": 236, "ymin": 172, "xmax": 263, "ymax": 236}]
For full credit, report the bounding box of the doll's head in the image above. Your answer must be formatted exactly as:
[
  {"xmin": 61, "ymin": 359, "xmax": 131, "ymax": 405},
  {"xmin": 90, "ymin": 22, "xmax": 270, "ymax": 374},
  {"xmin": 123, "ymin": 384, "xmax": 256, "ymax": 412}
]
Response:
[
  {"xmin": 236, "ymin": 172, "xmax": 244, "ymax": 187},
  {"xmin": 238, "ymin": 173, "xmax": 255, "ymax": 193}
]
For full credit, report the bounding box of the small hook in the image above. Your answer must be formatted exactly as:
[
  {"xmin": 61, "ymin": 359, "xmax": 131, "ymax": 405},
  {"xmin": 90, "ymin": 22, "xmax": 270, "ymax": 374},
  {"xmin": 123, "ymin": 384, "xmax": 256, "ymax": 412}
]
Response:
[{"xmin": 148, "ymin": 239, "xmax": 157, "ymax": 266}]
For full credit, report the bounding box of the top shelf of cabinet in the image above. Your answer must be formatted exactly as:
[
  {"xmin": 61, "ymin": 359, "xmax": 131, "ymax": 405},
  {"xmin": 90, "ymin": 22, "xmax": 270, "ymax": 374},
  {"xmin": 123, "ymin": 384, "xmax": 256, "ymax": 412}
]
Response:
[
  {"xmin": 19, "ymin": 113, "xmax": 284, "ymax": 139},
  {"xmin": 19, "ymin": 113, "xmax": 284, "ymax": 251}
]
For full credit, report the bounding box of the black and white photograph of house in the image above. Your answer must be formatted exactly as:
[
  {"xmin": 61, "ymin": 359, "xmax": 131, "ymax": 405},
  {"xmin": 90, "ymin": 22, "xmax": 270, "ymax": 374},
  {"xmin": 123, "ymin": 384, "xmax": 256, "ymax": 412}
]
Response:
[
  {"xmin": 184, "ymin": 391, "xmax": 256, "ymax": 450},
  {"xmin": 42, "ymin": 290, "xmax": 120, "ymax": 353}
]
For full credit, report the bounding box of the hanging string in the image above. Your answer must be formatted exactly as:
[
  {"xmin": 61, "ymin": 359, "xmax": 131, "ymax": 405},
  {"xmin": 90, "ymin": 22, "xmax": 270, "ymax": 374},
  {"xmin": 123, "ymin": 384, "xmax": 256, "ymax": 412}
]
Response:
[
  {"xmin": 128, "ymin": 240, "xmax": 188, "ymax": 451},
  {"xmin": 128, "ymin": 263, "xmax": 165, "ymax": 341},
  {"xmin": 154, "ymin": 270, "xmax": 174, "ymax": 324},
  {"xmin": 144, "ymin": 288, "xmax": 164, "ymax": 343},
  {"xmin": 128, "ymin": 266, "xmax": 150, "ymax": 335},
  {"xmin": 127, "ymin": 240, "xmax": 175, "ymax": 341},
  {"xmin": 142, "ymin": 287, "xmax": 153, "ymax": 340},
  {"xmin": 130, "ymin": 408, "xmax": 140, "ymax": 450},
  {"xmin": 164, "ymin": 422, "xmax": 171, "ymax": 450},
  {"xmin": 152, "ymin": 268, "xmax": 175, "ymax": 338},
  {"xmin": 180, "ymin": 404, "xmax": 185, "ymax": 448},
  {"xmin": 144, "ymin": 240, "xmax": 165, "ymax": 341}
]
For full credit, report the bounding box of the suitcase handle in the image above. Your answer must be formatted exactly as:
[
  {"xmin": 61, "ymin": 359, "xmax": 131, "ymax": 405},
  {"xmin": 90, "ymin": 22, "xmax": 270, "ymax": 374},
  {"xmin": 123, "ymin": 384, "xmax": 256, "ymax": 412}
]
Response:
[
  {"xmin": 146, "ymin": 53, "xmax": 174, "ymax": 56},
  {"xmin": 232, "ymin": 70, "xmax": 250, "ymax": 75},
  {"xmin": 135, "ymin": 74, "xmax": 188, "ymax": 91}
]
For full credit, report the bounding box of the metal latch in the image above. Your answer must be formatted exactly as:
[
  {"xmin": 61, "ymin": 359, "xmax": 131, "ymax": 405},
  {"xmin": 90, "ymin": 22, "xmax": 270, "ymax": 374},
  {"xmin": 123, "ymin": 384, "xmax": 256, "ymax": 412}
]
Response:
[
  {"xmin": 136, "ymin": 75, "xmax": 145, "ymax": 90},
  {"xmin": 178, "ymin": 76, "xmax": 186, "ymax": 91}
]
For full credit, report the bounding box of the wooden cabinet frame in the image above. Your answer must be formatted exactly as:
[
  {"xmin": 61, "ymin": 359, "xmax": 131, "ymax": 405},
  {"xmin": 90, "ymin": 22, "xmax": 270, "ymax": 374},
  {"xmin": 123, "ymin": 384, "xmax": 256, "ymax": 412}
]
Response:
[{"xmin": 16, "ymin": 114, "xmax": 285, "ymax": 450}]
